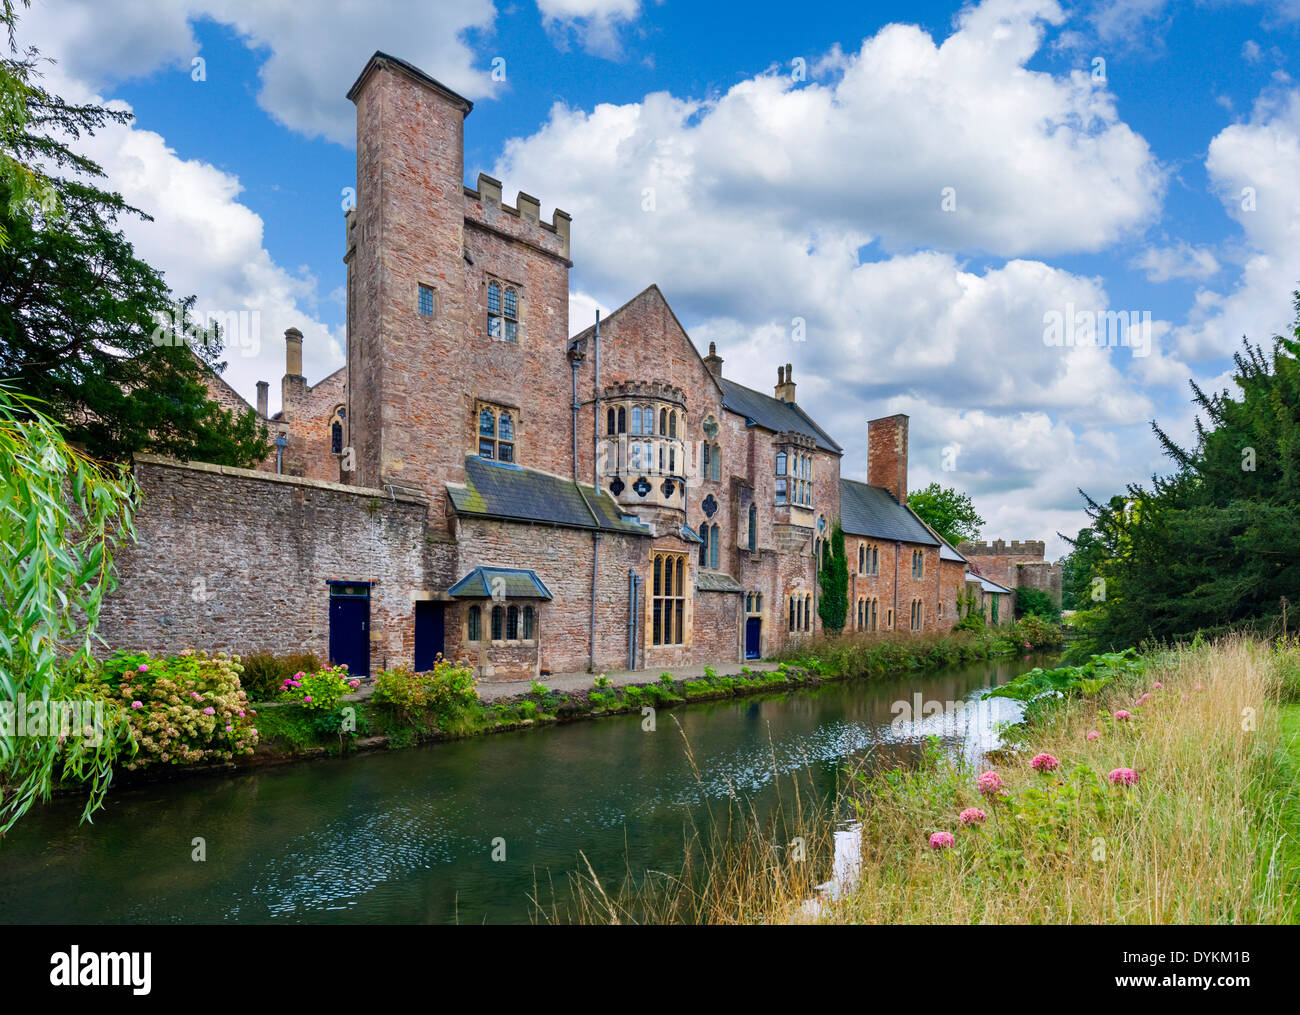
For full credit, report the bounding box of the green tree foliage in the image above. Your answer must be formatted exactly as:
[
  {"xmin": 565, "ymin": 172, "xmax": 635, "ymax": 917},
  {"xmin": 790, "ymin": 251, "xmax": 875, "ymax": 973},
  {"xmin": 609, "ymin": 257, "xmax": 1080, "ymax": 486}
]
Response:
[
  {"xmin": 1071, "ymin": 294, "xmax": 1300, "ymax": 653},
  {"xmin": 818, "ymin": 523, "xmax": 849, "ymax": 634},
  {"xmin": 907, "ymin": 483, "xmax": 986, "ymax": 546},
  {"xmin": 0, "ymin": 5, "xmax": 268, "ymax": 464},
  {"xmin": 0, "ymin": 384, "xmax": 136, "ymax": 832},
  {"xmin": 1015, "ymin": 586, "xmax": 1060, "ymax": 622},
  {"xmin": 1059, "ymin": 524, "xmax": 1106, "ymax": 611}
]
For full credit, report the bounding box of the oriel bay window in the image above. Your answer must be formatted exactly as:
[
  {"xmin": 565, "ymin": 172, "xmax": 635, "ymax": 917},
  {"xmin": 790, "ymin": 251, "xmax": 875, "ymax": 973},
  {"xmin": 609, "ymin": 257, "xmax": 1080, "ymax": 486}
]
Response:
[{"xmin": 651, "ymin": 551, "xmax": 687, "ymax": 646}]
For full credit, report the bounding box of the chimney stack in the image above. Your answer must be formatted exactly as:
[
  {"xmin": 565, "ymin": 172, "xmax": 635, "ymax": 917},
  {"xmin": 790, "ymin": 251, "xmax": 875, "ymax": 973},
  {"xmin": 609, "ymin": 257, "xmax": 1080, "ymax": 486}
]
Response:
[
  {"xmin": 867, "ymin": 413, "xmax": 910, "ymax": 505},
  {"xmin": 774, "ymin": 362, "xmax": 796, "ymax": 402},
  {"xmin": 255, "ymin": 381, "xmax": 269, "ymax": 418},
  {"xmin": 284, "ymin": 327, "xmax": 304, "ymax": 377},
  {"xmin": 704, "ymin": 341, "xmax": 724, "ymax": 378}
]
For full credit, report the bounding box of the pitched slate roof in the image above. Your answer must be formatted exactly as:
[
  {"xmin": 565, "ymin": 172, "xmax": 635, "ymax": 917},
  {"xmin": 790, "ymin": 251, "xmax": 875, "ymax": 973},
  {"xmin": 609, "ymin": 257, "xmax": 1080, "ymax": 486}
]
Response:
[
  {"xmin": 697, "ymin": 571, "xmax": 744, "ymax": 593},
  {"xmin": 448, "ymin": 567, "xmax": 552, "ymax": 600},
  {"xmin": 839, "ymin": 479, "xmax": 940, "ymax": 546},
  {"xmin": 718, "ymin": 378, "xmax": 842, "ymax": 454},
  {"xmin": 975, "ymin": 575, "xmax": 1014, "ymax": 595},
  {"xmin": 447, "ymin": 456, "xmax": 649, "ymax": 535}
]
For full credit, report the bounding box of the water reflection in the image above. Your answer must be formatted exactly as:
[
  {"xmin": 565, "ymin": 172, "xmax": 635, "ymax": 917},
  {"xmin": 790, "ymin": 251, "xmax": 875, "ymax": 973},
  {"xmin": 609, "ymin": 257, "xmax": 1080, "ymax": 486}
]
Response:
[{"xmin": 0, "ymin": 654, "xmax": 1045, "ymax": 924}]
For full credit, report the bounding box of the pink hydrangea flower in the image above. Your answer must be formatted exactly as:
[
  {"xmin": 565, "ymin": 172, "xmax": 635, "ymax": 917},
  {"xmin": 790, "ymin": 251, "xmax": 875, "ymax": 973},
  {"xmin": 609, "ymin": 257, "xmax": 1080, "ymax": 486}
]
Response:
[
  {"xmin": 1031, "ymin": 753, "xmax": 1059, "ymax": 772},
  {"xmin": 251, "ymin": 728, "xmax": 258, "ymax": 736},
  {"xmin": 929, "ymin": 831, "xmax": 955, "ymax": 849},
  {"xmin": 203, "ymin": 707, "xmax": 215, "ymax": 715},
  {"xmin": 1023, "ymin": 642, "xmax": 1032, "ymax": 649},
  {"xmin": 225, "ymin": 725, "xmax": 233, "ymax": 732},
  {"xmin": 304, "ymin": 695, "xmax": 313, "ymax": 703},
  {"xmin": 1152, "ymin": 682, "xmax": 1162, "ymax": 690},
  {"xmin": 1108, "ymin": 767, "xmax": 1139, "ymax": 785},
  {"xmin": 977, "ymin": 771, "xmax": 1004, "ymax": 796},
  {"xmin": 238, "ymin": 711, "xmax": 246, "ymax": 717},
  {"xmin": 959, "ymin": 807, "xmax": 986, "ymax": 825},
  {"xmin": 137, "ymin": 664, "xmax": 149, "ymax": 673},
  {"xmin": 1086, "ymin": 730, "xmax": 1100, "ymax": 741},
  {"xmin": 349, "ymin": 680, "xmax": 361, "ymax": 689},
  {"xmin": 131, "ymin": 701, "xmax": 143, "ymax": 710},
  {"xmin": 1135, "ymin": 693, "xmax": 1151, "ymax": 706},
  {"xmin": 1114, "ymin": 709, "xmax": 1132, "ymax": 721}
]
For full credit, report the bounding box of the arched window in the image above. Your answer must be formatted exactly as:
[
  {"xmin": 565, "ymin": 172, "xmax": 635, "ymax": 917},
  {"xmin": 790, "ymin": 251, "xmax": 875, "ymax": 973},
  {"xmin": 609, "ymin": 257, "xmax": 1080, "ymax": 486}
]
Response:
[
  {"xmin": 331, "ymin": 420, "xmax": 343, "ymax": 455},
  {"xmin": 497, "ymin": 413, "xmax": 515, "ymax": 463},
  {"xmin": 857, "ymin": 599, "xmax": 864, "ymax": 629},
  {"xmin": 607, "ymin": 408, "xmax": 616, "ymax": 435},
  {"xmin": 479, "ymin": 408, "xmax": 495, "ymax": 436},
  {"xmin": 503, "ymin": 288, "xmax": 518, "ymax": 342},
  {"xmin": 789, "ymin": 595, "xmax": 796, "ymax": 631},
  {"xmin": 491, "ymin": 605, "xmax": 503, "ymax": 641},
  {"xmin": 747, "ymin": 503, "xmax": 757, "ymax": 552},
  {"xmin": 507, "ymin": 604, "xmax": 519, "ymax": 640},
  {"xmin": 669, "ymin": 412, "xmax": 677, "ymax": 438},
  {"xmin": 699, "ymin": 525, "xmax": 709, "ymax": 566},
  {"xmin": 702, "ymin": 443, "xmax": 710, "ymax": 476},
  {"xmin": 805, "ymin": 593, "xmax": 813, "ymax": 631},
  {"xmin": 710, "ymin": 444, "xmax": 721, "ymax": 481},
  {"xmin": 631, "ymin": 406, "xmax": 642, "ymax": 435},
  {"xmin": 658, "ymin": 443, "xmax": 666, "ymax": 473},
  {"xmin": 467, "ymin": 605, "xmax": 481, "ymax": 642},
  {"xmin": 776, "ymin": 452, "xmax": 787, "ymax": 476},
  {"xmin": 522, "ymin": 605, "xmax": 535, "ymax": 640},
  {"xmin": 487, "ymin": 281, "xmax": 501, "ymax": 339},
  {"xmin": 709, "ymin": 524, "xmax": 719, "ymax": 569},
  {"xmin": 617, "ymin": 407, "xmax": 626, "ymax": 434},
  {"xmin": 794, "ymin": 595, "xmax": 801, "ymax": 631},
  {"xmin": 660, "ymin": 408, "xmax": 668, "ymax": 434},
  {"xmin": 669, "ymin": 447, "xmax": 675, "ymax": 473}
]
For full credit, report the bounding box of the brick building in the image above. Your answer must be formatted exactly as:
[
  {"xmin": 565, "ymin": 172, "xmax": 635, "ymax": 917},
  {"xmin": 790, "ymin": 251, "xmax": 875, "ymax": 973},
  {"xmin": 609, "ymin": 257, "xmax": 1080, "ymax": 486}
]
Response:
[{"xmin": 102, "ymin": 51, "xmax": 981, "ymax": 682}]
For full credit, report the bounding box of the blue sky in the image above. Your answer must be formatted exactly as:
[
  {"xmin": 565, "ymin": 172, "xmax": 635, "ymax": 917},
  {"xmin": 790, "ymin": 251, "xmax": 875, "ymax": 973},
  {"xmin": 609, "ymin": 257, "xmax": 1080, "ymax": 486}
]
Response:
[{"xmin": 20, "ymin": 0, "xmax": 1300, "ymax": 552}]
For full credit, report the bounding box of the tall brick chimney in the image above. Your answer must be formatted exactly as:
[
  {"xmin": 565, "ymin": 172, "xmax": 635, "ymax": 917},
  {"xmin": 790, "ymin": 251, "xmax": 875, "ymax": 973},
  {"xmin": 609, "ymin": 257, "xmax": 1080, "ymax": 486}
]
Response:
[
  {"xmin": 281, "ymin": 327, "xmax": 307, "ymax": 422},
  {"xmin": 703, "ymin": 341, "xmax": 723, "ymax": 378},
  {"xmin": 255, "ymin": 380, "xmax": 269, "ymax": 418},
  {"xmin": 284, "ymin": 327, "xmax": 303, "ymax": 377},
  {"xmin": 868, "ymin": 413, "xmax": 909, "ymax": 505},
  {"xmin": 774, "ymin": 362, "xmax": 796, "ymax": 402}
]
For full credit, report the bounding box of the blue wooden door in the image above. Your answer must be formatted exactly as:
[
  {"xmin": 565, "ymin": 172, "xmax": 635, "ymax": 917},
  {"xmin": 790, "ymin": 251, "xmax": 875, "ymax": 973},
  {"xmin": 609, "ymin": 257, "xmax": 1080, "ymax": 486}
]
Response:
[
  {"xmin": 413, "ymin": 601, "xmax": 444, "ymax": 672},
  {"xmin": 329, "ymin": 596, "xmax": 370, "ymax": 677},
  {"xmin": 745, "ymin": 616, "xmax": 761, "ymax": 659}
]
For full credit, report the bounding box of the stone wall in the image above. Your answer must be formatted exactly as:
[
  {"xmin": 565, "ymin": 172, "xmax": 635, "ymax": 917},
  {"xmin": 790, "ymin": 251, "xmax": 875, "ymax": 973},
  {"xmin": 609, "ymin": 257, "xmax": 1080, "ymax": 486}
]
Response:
[{"xmin": 98, "ymin": 456, "xmax": 430, "ymax": 672}]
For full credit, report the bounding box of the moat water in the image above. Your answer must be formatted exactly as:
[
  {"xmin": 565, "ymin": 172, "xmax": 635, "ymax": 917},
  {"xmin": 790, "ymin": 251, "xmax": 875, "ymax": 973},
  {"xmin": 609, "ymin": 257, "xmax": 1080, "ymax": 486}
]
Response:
[{"xmin": 0, "ymin": 654, "xmax": 1048, "ymax": 924}]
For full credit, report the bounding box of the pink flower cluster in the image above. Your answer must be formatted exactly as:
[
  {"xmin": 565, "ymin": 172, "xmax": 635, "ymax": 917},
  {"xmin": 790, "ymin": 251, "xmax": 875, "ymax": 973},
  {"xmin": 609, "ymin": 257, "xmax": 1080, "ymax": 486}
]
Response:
[
  {"xmin": 976, "ymin": 771, "xmax": 1003, "ymax": 796},
  {"xmin": 959, "ymin": 807, "xmax": 986, "ymax": 825},
  {"xmin": 929, "ymin": 831, "xmax": 955, "ymax": 850},
  {"xmin": 1108, "ymin": 767, "xmax": 1139, "ymax": 785},
  {"xmin": 1030, "ymin": 753, "xmax": 1059, "ymax": 772},
  {"xmin": 1114, "ymin": 709, "xmax": 1132, "ymax": 722},
  {"xmin": 1135, "ymin": 692, "xmax": 1152, "ymax": 707},
  {"xmin": 1086, "ymin": 730, "xmax": 1101, "ymax": 742},
  {"xmin": 282, "ymin": 672, "xmax": 306, "ymax": 691}
]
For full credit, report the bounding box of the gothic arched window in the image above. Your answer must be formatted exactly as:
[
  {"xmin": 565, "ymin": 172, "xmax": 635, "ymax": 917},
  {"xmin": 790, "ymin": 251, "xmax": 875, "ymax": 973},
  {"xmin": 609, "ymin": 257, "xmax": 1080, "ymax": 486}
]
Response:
[
  {"xmin": 491, "ymin": 605, "xmax": 503, "ymax": 641},
  {"xmin": 467, "ymin": 605, "xmax": 481, "ymax": 642},
  {"xmin": 709, "ymin": 524, "xmax": 720, "ymax": 568}
]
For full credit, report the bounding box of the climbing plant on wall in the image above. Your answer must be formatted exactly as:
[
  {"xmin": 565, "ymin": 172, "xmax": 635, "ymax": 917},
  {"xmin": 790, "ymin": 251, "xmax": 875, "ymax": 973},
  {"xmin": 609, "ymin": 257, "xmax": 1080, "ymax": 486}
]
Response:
[{"xmin": 818, "ymin": 523, "xmax": 849, "ymax": 634}]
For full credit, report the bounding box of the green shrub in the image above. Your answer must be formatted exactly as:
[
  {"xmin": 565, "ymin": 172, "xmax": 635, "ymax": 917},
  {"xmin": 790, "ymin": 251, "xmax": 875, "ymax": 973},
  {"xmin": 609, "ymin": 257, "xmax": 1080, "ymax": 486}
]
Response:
[
  {"xmin": 89, "ymin": 650, "xmax": 258, "ymax": 769},
  {"xmin": 1016, "ymin": 587, "xmax": 1062, "ymax": 622},
  {"xmin": 236, "ymin": 651, "xmax": 322, "ymax": 701},
  {"xmin": 277, "ymin": 664, "xmax": 356, "ymax": 710},
  {"xmin": 372, "ymin": 659, "xmax": 479, "ymax": 726}
]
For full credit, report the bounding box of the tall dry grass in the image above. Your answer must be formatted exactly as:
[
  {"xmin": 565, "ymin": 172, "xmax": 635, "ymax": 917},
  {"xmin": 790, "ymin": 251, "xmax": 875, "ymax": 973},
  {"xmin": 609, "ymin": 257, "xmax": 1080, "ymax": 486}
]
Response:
[{"xmin": 558, "ymin": 637, "xmax": 1297, "ymax": 924}]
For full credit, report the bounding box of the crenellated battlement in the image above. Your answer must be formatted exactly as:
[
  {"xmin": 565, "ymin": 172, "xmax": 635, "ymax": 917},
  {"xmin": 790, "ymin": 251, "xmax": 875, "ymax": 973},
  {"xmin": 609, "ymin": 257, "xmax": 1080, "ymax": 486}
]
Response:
[
  {"xmin": 465, "ymin": 173, "xmax": 571, "ymax": 261},
  {"xmin": 601, "ymin": 379, "xmax": 687, "ymax": 406},
  {"xmin": 959, "ymin": 539, "xmax": 1046, "ymax": 558}
]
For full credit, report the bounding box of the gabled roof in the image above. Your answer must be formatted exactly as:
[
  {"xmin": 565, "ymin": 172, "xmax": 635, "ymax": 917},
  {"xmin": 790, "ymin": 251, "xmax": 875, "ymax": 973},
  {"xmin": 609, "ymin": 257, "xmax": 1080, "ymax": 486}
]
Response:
[
  {"xmin": 839, "ymin": 478, "xmax": 939, "ymax": 546},
  {"xmin": 448, "ymin": 567, "xmax": 552, "ymax": 600},
  {"xmin": 903, "ymin": 506, "xmax": 968, "ymax": 562},
  {"xmin": 447, "ymin": 456, "xmax": 649, "ymax": 535},
  {"xmin": 718, "ymin": 378, "xmax": 842, "ymax": 454}
]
